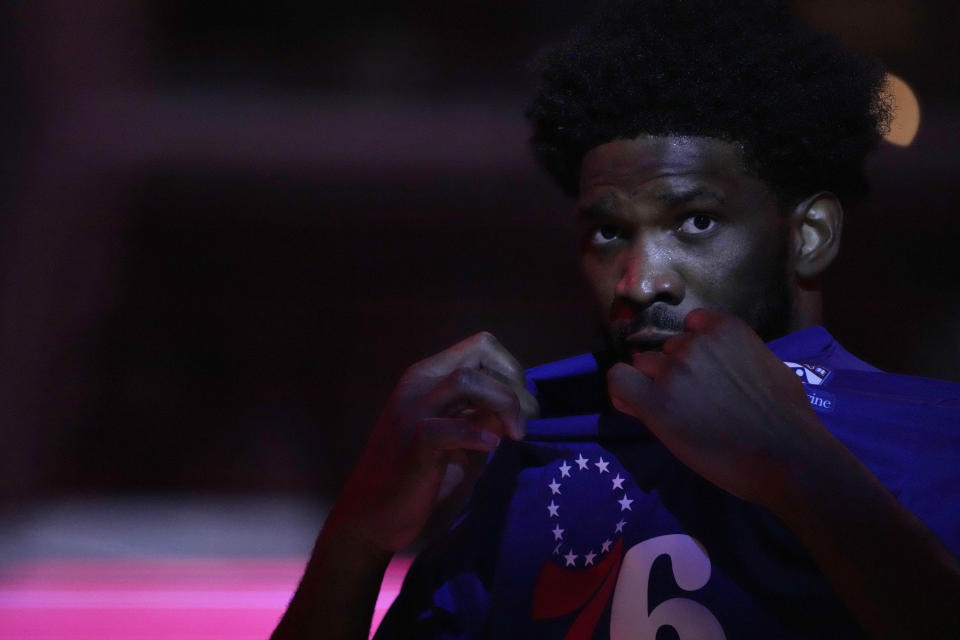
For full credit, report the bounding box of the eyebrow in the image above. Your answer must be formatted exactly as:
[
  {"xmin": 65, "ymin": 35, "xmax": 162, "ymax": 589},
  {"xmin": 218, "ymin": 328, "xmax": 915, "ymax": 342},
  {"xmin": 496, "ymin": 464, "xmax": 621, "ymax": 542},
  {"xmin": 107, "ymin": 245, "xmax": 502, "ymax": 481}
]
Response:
[
  {"xmin": 649, "ymin": 185, "xmax": 725, "ymax": 207},
  {"xmin": 575, "ymin": 199, "xmax": 619, "ymax": 222},
  {"xmin": 576, "ymin": 185, "xmax": 725, "ymax": 221}
]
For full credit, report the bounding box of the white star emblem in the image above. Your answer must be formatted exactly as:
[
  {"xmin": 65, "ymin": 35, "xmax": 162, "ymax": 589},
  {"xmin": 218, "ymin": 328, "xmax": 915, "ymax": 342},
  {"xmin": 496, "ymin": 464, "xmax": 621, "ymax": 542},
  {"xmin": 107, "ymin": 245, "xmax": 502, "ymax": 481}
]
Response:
[
  {"xmin": 611, "ymin": 473, "xmax": 625, "ymax": 490},
  {"xmin": 575, "ymin": 454, "xmax": 589, "ymax": 470},
  {"xmin": 544, "ymin": 454, "xmax": 630, "ymax": 570}
]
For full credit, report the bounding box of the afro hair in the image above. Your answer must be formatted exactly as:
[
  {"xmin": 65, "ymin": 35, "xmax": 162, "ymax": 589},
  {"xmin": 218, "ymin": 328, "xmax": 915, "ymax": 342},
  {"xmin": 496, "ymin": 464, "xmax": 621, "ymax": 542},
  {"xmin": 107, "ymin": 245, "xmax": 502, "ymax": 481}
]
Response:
[{"xmin": 526, "ymin": 0, "xmax": 892, "ymax": 208}]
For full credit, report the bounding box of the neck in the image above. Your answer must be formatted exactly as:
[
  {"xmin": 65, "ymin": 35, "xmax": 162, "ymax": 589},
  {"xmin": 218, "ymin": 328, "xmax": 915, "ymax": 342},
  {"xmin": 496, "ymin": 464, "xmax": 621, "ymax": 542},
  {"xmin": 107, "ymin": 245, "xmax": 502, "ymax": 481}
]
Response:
[{"xmin": 792, "ymin": 279, "xmax": 823, "ymax": 331}]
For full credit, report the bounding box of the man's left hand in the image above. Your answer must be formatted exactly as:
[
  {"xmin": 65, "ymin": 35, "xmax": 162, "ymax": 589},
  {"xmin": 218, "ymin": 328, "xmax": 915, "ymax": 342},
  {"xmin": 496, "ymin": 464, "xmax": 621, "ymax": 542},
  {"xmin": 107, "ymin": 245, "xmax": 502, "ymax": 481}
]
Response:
[{"xmin": 607, "ymin": 308, "xmax": 840, "ymax": 509}]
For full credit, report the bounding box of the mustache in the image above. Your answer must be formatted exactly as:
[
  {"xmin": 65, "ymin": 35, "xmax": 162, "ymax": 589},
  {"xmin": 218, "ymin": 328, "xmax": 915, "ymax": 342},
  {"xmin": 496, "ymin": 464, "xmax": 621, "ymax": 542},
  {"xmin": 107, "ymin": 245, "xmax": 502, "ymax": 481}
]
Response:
[{"xmin": 613, "ymin": 305, "xmax": 685, "ymax": 342}]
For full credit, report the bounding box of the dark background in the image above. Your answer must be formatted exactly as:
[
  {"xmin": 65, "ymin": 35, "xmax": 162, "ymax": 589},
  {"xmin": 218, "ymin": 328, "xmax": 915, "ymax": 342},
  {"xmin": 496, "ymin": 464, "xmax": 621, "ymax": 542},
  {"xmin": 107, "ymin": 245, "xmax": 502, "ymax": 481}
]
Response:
[{"xmin": 0, "ymin": 0, "xmax": 957, "ymax": 507}]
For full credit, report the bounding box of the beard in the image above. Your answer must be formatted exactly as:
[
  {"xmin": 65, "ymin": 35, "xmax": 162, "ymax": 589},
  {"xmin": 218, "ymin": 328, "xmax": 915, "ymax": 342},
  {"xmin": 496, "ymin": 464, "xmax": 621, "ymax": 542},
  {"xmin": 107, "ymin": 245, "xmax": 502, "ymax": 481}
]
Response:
[
  {"xmin": 745, "ymin": 231, "xmax": 795, "ymax": 343},
  {"xmin": 601, "ymin": 246, "xmax": 795, "ymax": 361},
  {"xmin": 611, "ymin": 305, "xmax": 685, "ymax": 348},
  {"xmin": 745, "ymin": 265, "xmax": 794, "ymax": 343}
]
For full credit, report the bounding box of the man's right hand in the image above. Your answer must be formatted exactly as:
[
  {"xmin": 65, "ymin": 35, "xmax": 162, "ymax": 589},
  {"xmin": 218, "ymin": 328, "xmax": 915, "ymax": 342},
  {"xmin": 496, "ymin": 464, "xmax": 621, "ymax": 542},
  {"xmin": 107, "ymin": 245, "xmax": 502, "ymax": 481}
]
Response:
[{"xmin": 325, "ymin": 332, "xmax": 539, "ymax": 555}]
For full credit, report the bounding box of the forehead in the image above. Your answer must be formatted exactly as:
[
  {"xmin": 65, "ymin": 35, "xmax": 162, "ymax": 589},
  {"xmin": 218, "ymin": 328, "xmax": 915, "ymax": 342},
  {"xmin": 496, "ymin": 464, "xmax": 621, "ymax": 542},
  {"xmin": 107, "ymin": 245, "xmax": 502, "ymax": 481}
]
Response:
[{"xmin": 578, "ymin": 135, "xmax": 766, "ymax": 204}]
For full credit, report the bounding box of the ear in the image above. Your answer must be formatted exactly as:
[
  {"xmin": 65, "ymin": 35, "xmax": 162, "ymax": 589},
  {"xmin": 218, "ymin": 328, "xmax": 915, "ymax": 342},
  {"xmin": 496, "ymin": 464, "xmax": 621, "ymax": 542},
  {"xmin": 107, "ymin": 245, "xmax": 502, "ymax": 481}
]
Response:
[{"xmin": 792, "ymin": 192, "xmax": 843, "ymax": 280}]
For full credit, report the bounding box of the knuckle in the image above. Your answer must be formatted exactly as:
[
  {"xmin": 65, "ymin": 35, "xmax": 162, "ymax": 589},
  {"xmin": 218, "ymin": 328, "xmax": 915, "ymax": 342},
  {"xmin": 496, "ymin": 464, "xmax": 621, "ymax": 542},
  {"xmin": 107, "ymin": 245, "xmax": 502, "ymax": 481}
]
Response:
[
  {"xmin": 450, "ymin": 366, "xmax": 477, "ymax": 388},
  {"xmin": 499, "ymin": 390, "xmax": 520, "ymax": 416},
  {"xmin": 688, "ymin": 307, "xmax": 712, "ymax": 326},
  {"xmin": 402, "ymin": 358, "xmax": 429, "ymax": 380},
  {"xmin": 473, "ymin": 331, "xmax": 498, "ymax": 347},
  {"xmin": 498, "ymin": 394, "xmax": 517, "ymax": 417},
  {"xmin": 502, "ymin": 360, "xmax": 524, "ymax": 381}
]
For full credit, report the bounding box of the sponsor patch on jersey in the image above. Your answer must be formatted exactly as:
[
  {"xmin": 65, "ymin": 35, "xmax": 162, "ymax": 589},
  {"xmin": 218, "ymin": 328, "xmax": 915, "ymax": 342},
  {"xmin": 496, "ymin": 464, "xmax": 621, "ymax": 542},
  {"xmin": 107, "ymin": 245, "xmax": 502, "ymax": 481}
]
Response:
[
  {"xmin": 782, "ymin": 361, "xmax": 832, "ymax": 387},
  {"xmin": 806, "ymin": 389, "xmax": 836, "ymax": 413}
]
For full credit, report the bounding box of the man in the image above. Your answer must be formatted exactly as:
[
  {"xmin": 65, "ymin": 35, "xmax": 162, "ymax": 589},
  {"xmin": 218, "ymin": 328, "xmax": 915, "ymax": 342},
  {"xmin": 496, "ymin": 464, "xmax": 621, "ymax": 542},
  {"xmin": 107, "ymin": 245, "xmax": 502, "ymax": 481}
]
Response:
[{"xmin": 274, "ymin": 1, "xmax": 960, "ymax": 637}]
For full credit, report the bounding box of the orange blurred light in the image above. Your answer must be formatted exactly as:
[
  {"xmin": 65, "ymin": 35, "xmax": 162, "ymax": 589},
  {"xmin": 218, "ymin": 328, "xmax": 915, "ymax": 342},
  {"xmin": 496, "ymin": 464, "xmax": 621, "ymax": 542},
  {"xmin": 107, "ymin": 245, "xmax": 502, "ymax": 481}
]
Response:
[{"xmin": 883, "ymin": 73, "xmax": 921, "ymax": 147}]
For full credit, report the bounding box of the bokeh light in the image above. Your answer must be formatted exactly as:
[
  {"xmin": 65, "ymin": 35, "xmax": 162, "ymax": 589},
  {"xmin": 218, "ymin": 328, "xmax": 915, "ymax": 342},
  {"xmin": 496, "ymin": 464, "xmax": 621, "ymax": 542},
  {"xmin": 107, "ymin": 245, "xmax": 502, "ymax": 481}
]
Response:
[{"xmin": 883, "ymin": 73, "xmax": 921, "ymax": 147}]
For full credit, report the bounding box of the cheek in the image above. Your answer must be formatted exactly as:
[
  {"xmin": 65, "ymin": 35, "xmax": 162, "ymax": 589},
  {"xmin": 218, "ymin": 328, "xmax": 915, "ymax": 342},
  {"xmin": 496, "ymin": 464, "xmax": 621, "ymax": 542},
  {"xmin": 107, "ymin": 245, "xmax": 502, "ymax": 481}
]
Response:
[
  {"xmin": 686, "ymin": 233, "xmax": 785, "ymax": 309},
  {"xmin": 580, "ymin": 256, "xmax": 619, "ymax": 309}
]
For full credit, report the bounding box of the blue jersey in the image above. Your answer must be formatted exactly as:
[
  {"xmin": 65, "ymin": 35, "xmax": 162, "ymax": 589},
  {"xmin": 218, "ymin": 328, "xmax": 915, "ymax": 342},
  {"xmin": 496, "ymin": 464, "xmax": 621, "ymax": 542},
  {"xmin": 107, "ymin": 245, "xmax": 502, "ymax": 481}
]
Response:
[{"xmin": 374, "ymin": 327, "xmax": 960, "ymax": 639}]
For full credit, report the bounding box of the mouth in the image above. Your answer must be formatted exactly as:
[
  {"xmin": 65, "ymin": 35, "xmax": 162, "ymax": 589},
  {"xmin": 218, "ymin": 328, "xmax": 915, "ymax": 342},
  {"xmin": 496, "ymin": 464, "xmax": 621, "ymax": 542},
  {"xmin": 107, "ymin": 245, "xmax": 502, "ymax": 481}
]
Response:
[
  {"xmin": 610, "ymin": 304, "xmax": 686, "ymax": 356},
  {"xmin": 623, "ymin": 327, "xmax": 679, "ymax": 352}
]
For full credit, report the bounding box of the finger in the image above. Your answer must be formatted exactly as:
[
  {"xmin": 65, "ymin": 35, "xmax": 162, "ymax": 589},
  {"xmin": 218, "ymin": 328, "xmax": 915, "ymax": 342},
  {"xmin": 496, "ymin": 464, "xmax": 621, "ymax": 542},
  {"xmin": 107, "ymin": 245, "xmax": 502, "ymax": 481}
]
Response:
[
  {"xmin": 478, "ymin": 363, "xmax": 540, "ymax": 420},
  {"xmin": 412, "ymin": 332, "xmax": 516, "ymax": 378},
  {"xmin": 462, "ymin": 333, "xmax": 540, "ymax": 420},
  {"xmin": 503, "ymin": 381, "xmax": 539, "ymax": 422},
  {"xmin": 435, "ymin": 448, "xmax": 488, "ymax": 502},
  {"xmin": 631, "ymin": 350, "xmax": 667, "ymax": 379},
  {"xmin": 662, "ymin": 328, "xmax": 697, "ymax": 356},
  {"xmin": 683, "ymin": 307, "xmax": 724, "ymax": 332},
  {"xmin": 606, "ymin": 362, "xmax": 656, "ymax": 420},
  {"xmin": 462, "ymin": 407, "xmax": 512, "ymax": 439},
  {"xmin": 423, "ymin": 448, "xmax": 490, "ymax": 537},
  {"xmin": 471, "ymin": 332, "xmax": 525, "ymax": 384},
  {"xmin": 415, "ymin": 417, "xmax": 502, "ymax": 455},
  {"xmin": 419, "ymin": 367, "xmax": 525, "ymax": 439},
  {"xmin": 407, "ymin": 332, "xmax": 540, "ymax": 419}
]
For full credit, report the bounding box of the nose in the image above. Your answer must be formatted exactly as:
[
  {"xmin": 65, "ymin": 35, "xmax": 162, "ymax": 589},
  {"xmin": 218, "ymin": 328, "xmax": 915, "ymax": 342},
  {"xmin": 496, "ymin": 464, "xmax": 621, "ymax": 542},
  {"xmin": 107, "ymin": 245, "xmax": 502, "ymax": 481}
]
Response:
[{"xmin": 615, "ymin": 241, "xmax": 685, "ymax": 307}]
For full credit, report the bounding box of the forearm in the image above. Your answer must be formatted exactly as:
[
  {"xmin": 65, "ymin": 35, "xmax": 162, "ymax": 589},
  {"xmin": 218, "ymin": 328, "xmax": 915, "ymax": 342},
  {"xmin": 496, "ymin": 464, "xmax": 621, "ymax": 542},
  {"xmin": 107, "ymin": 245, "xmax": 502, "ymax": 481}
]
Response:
[
  {"xmin": 774, "ymin": 442, "xmax": 960, "ymax": 638},
  {"xmin": 272, "ymin": 523, "xmax": 393, "ymax": 640}
]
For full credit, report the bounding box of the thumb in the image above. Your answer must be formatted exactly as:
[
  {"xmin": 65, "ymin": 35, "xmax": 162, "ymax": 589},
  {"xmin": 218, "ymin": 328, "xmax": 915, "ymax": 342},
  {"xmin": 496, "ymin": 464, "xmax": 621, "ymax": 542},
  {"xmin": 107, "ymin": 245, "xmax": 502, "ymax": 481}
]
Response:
[{"xmin": 606, "ymin": 362, "xmax": 655, "ymax": 420}]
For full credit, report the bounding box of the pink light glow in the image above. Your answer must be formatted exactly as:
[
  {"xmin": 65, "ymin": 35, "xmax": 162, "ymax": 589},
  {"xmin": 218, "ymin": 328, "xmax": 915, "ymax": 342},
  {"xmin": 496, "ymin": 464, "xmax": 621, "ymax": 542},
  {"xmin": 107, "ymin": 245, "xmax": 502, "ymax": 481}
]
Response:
[{"xmin": 0, "ymin": 556, "xmax": 412, "ymax": 639}]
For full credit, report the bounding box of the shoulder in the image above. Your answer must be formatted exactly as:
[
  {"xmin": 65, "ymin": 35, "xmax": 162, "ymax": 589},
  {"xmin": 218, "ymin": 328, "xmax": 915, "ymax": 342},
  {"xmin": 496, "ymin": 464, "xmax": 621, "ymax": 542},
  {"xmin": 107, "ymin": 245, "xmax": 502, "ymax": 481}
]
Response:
[
  {"xmin": 785, "ymin": 333, "xmax": 960, "ymax": 556},
  {"xmin": 769, "ymin": 325, "xmax": 959, "ymax": 406}
]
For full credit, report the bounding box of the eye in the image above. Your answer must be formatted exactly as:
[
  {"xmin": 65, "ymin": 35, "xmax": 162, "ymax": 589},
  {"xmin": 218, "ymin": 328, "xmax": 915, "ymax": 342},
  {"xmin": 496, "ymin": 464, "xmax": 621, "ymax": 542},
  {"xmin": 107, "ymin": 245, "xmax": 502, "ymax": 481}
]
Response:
[
  {"xmin": 589, "ymin": 224, "xmax": 623, "ymax": 245},
  {"xmin": 678, "ymin": 214, "xmax": 717, "ymax": 235}
]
